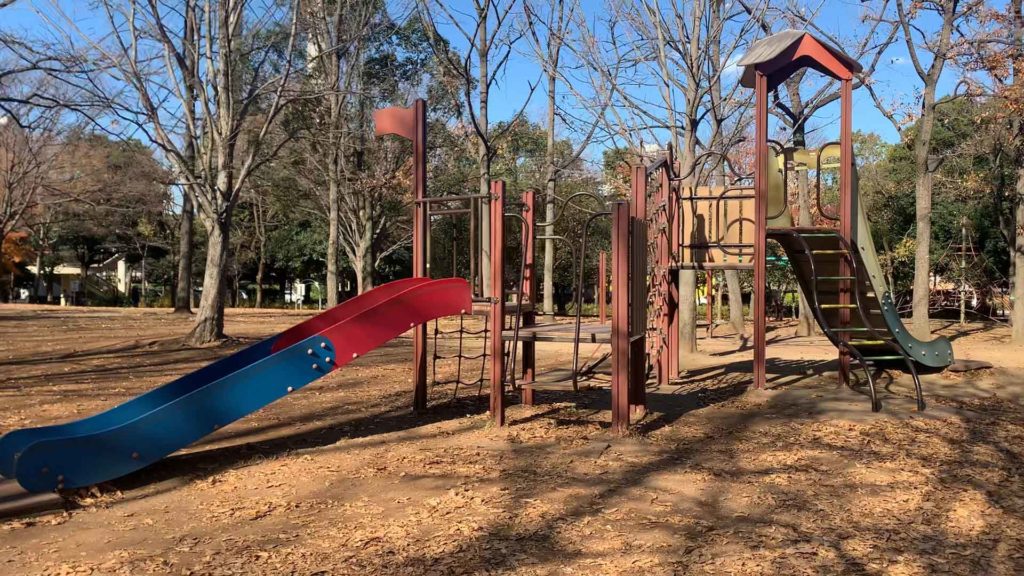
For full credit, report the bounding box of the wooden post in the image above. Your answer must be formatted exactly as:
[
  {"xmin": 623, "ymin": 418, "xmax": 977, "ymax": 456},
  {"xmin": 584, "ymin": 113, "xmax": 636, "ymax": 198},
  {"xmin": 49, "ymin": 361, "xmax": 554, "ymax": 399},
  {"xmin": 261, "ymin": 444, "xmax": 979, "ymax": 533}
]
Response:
[
  {"xmin": 753, "ymin": 72, "xmax": 768, "ymax": 390},
  {"xmin": 666, "ymin": 148, "xmax": 679, "ymax": 382},
  {"xmin": 611, "ymin": 200, "xmax": 630, "ymax": 434},
  {"xmin": 838, "ymin": 79, "xmax": 853, "ymax": 386},
  {"xmin": 599, "ymin": 251, "xmax": 607, "ymax": 324},
  {"xmin": 521, "ymin": 189, "xmax": 536, "ymax": 405},
  {"xmin": 412, "ymin": 99, "xmax": 429, "ymax": 410},
  {"xmin": 489, "ymin": 180, "xmax": 506, "ymax": 425},
  {"xmin": 631, "ymin": 178, "xmax": 648, "ymax": 418}
]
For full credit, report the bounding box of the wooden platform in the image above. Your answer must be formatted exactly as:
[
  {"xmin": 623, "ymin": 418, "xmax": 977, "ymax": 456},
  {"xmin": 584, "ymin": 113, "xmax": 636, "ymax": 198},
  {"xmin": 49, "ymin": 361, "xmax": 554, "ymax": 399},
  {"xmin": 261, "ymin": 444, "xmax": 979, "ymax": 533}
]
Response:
[
  {"xmin": 501, "ymin": 322, "xmax": 611, "ymax": 343},
  {"xmin": 518, "ymin": 368, "xmax": 610, "ymax": 391}
]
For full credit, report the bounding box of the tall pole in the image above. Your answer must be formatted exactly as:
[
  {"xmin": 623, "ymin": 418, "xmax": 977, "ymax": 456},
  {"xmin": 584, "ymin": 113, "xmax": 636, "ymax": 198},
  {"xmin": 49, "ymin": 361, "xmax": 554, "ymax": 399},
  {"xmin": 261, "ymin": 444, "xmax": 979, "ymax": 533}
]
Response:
[
  {"xmin": 489, "ymin": 180, "xmax": 506, "ymax": 425},
  {"xmin": 521, "ymin": 189, "xmax": 536, "ymax": 405},
  {"xmin": 753, "ymin": 71, "xmax": 768, "ymax": 390},
  {"xmin": 412, "ymin": 99, "xmax": 429, "ymax": 410},
  {"xmin": 611, "ymin": 200, "xmax": 630, "ymax": 433},
  {"xmin": 373, "ymin": 99, "xmax": 429, "ymax": 411},
  {"xmin": 838, "ymin": 79, "xmax": 853, "ymax": 386}
]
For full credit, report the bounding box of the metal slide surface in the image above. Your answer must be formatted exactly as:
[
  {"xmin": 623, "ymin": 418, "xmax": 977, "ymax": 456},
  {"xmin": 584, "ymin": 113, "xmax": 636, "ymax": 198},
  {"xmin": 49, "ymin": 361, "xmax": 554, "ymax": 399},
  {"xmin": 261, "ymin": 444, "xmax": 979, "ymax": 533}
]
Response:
[
  {"xmin": 766, "ymin": 161, "xmax": 953, "ymax": 373},
  {"xmin": 0, "ymin": 278, "xmax": 471, "ymax": 493}
]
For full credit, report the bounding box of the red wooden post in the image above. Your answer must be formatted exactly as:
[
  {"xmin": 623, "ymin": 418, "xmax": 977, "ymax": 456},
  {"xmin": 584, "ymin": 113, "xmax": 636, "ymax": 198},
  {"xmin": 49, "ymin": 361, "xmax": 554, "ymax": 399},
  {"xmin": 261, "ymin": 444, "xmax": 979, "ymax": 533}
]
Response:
[
  {"xmin": 489, "ymin": 180, "xmax": 506, "ymax": 425},
  {"xmin": 373, "ymin": 99, "xmax": 429, "ymax": 410},
  {"xmin": 666, "ymin": 148, "xmax": 679, "ymax": 381},
  {"xmin": 521, "ymin": 189, "xmax": 536, "ymax": 405},
  {"xmin": 412, "ymin": 100, "xmax": 428, "ymax": 409},
  {"xmin": 611, "ymin": 200, "xmax": 630, "ymax": 434},
  {"xmin": 838, "ymin": 79, "xmax": 853, "ymax": 386},
  {"xmin": 598, "ymin": 251, "xmax": 607, "ymax": 324},
  {"xmin": 753, "ymin": 72, "xmax": 768, "ymax": 390},
  {"xmin": 630, "ymin": 176, "xmax": 648, "ymax": 417}
]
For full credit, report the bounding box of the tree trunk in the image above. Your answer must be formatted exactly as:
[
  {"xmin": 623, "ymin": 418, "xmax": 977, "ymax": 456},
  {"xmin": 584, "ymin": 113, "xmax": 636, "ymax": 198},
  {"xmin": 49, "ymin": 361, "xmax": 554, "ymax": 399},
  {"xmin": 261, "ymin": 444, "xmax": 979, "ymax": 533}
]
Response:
[
  {"xmin": 1013, "ymin": 166, "xmax": 1024, "ymax": 341},
  {"xmin": 140, "ymin": 245, "xmax": 148, "ymax": 308},
  {"xmin": 186, "ymin": 217, "xmax": 230, "ymax": 345},
  {"xmin": 478, "ymin": 138, "xmax": 491, "ymax": 298},
  {"xmin": 910, "ymin": 95, "xmax": 937, "ymax": 338},
  {"xmin": 725, "ymin": 269, "xmax": 744, "ymax": 336},
  {"xmin": 175, "ymin": 193, "xmax": 195, "ymax": 313},
  {"xmin": 477, "ymin": 7, "xmax": 492, "ymax": 298},
  {"xmin": 542, "ymin": 75, "xmax": 557, "ymax": 319},
  {"xmin": 1010, "ymin": 0, "xmax": 1023, "ymax": 340},
  {"xmin": 353, "ymin": 223, "xmax": 374, "ymax": 295},
  {"xmin": 326, "ymin": 173, "xmax": 340, "ymax": 306},
  {"xmin": 679, "ymin": 270, "xmax": 697, "ymax": 354},
  {"xmin": 33, "ymin": 251, "xmax": 42, "ymax": 303},
  {"xmin": 255, "ymin": 247, "xmax": 266, "ymax": 308}
]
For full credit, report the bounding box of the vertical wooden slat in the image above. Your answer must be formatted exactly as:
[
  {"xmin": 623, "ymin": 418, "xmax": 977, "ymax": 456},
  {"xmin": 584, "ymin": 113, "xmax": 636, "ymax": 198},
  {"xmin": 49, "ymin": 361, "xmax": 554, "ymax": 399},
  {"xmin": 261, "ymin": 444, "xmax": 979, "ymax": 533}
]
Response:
[
  {"xmin": 753, "ymin": 72, "xmax": 768, "ymax": 390},
  {"xmin": 611, "ymin": 201, "xmax": 630, "ymax": 434},
  {"xmin": 838, "ymin": 79, "xmax": 853, "ymax": 386},
  {"xmin": 489, "ymin": 181, "xmax": 506, "ymax": 425},
  {"xmin": 521, "ymin": 189, "xmax": 536, "ymax": 405},
  {"xmin": 412, "ymin": 99, "xmax": 429, "ymax": 410},
  {"xmin": 631, "ymin": 184, "xmax": 648, "ymax": 417},
  {"xmin": 666, "ymin": 155, "xmax": 679, "ymax": 381}
]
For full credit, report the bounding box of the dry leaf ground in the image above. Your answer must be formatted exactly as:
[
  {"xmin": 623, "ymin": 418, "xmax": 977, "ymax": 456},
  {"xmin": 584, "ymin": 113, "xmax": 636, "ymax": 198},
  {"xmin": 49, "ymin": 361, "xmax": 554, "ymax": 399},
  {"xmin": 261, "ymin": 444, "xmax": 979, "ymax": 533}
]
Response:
[{"xmin": 1, "ymin": 305, "xmax": 1022, "ymax": 575}]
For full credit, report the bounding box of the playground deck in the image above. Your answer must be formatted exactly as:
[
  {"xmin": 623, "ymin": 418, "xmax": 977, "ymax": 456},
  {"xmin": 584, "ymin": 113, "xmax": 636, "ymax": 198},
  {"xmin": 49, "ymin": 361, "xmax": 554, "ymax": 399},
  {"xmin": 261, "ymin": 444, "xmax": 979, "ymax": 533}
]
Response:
[{"xmin": 502, "ymin": 322, "xmax": 612, "ymax": 343}]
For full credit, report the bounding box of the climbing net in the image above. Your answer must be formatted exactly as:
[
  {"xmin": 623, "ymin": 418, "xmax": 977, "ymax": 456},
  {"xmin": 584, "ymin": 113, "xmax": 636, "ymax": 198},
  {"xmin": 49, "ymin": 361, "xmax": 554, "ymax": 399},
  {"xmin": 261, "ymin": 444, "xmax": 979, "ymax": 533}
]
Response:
[
  {"xmin": 645, "ymin": 165, "xmax": 672, "ymax": 379},
  {"xmin": 431, "ymin": 313, "xmax": 490, "ymax": 400}
]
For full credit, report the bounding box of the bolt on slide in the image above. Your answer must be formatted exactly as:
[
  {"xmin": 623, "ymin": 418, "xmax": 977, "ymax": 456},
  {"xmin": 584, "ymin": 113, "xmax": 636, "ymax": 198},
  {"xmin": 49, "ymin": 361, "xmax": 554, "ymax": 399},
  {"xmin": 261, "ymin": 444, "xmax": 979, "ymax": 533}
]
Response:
[{"xmin": 0, "ymin": 278, "xmax": 471, "ymax": 493}]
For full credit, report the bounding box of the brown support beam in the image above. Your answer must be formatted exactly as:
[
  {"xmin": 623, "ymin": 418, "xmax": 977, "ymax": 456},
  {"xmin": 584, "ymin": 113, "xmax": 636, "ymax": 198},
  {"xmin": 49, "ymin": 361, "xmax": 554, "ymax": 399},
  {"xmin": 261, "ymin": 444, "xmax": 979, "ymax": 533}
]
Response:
[
  {"xmin": 411, "ymin": 100, "xmax": 429, "ymax": 410},
  {"xmin": 489, "ymin": 180, "xmax": 506, "ymax": 425},
  {"xmin": 611, "ymin": 200, "xmax": 630, "ymax": 434},
  {"xmin": 521, "ymin": 189, "xmax": 536, "ymax": 405},
  {"xmin": 598, "ymin": 251, "xmax": 607, "ymax": 324},
  {"xmin": 666, "ymin": 150, "xmax": 679, "ymax": 381},
  {"xmin": 838, "ymin": 79, "xmax": 853, "ymax": 386},
  {"xmin": 753, "ymin": 72, "xmax": 768, "ymax": 390},
  {"xmin": 374, "ymin": 99, "xmax": 430, "ymax": 411},
  {"xmin": 630, "ymin": 182, "xmax": 648, "ymax": 418}
]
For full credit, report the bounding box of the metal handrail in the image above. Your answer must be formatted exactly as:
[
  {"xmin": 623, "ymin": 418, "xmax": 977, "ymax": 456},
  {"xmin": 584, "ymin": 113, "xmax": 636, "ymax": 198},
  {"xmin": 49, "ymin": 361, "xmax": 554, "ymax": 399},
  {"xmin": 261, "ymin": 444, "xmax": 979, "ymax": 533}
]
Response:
[{"xmin": 571, "ymin": 210, "xmax": 613, "ymax": 391}]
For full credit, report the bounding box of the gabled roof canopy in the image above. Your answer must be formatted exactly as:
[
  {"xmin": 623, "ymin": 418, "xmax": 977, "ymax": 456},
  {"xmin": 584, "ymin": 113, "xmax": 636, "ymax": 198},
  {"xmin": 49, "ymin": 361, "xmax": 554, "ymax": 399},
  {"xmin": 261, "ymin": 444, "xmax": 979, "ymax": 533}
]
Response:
[{"xmin": 738, "ymin": 30, "xmax": 862, "ymax": 90}]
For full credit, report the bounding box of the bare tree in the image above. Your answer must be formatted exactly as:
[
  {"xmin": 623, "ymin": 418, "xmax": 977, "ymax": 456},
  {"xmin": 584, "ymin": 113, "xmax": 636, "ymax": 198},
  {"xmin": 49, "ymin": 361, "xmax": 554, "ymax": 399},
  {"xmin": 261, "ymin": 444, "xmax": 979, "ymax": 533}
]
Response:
[
  {"xmin": 523, "ymin": 0, "xmax": 607, "ymax": 319},
  {"xmin": 634, "ymin": 0, "xmax": 760, "ymax": 355},
  {"xmin": 419, "ymin": 0, "xmax": 536, "ymax": 298},
  {"xmin": 959, "ymin": 0, "xmax": 1023, "ymax": 339},
  {"xmin": 863, "ymin": 0, "xmax": 982, "ymax": 338},
  {"xmin": 0, "ymin": 102, "xmax": 63, "ymax": 242},
  {"xmin": 39, "ymin": 0, "xmax": 301, "ymax": 344},
  {"xmin": 172, "ymin": 1, "xmax": 200, "ymax": 314},
  {"xmin": 303, "ymin": 0, "xmax": 376, "ymax": 301}
]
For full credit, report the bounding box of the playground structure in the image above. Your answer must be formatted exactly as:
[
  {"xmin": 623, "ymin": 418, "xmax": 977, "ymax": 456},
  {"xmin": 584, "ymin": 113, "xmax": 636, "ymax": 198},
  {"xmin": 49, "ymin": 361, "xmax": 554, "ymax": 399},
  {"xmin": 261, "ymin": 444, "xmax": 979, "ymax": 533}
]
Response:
[
  {"xmin": 0, "ymin": 31, "xmax": 957, "ymax": 503},
  {"xmin": 431, "ymin": 30, "xmax": 956, "ymax": 432}
]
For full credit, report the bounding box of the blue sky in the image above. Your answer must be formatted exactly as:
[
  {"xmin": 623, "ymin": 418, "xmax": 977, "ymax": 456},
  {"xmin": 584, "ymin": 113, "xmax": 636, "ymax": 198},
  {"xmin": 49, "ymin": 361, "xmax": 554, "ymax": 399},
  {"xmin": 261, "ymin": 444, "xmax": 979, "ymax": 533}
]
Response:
[
  {"xmin": 2, "ymin": 0, "xmax": 963, "ymax": 148},
  {"xmin": 469, "ymin": 0, "xmax": 962, "ymax": 148}
]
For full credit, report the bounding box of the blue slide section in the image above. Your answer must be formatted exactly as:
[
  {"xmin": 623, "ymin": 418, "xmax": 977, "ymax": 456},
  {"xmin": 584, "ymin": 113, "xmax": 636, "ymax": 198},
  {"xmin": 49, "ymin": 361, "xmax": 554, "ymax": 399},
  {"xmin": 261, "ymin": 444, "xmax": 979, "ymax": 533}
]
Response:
[
  {"xmin": 0, "ymin": 339, "xmax": 274, "ymax": 481},
  {"xmin": 0, "ymin": 278, "xmax": 471, "ymax": 493}
]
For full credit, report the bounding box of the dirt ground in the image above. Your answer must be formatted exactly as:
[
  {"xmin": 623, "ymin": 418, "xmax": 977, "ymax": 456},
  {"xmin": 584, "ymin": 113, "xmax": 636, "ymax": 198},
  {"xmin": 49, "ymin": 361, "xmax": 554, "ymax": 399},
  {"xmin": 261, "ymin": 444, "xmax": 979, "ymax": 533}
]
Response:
[{"xmin": 1, "ymin": 304, "xmax": 1023, "ymax": 575}]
